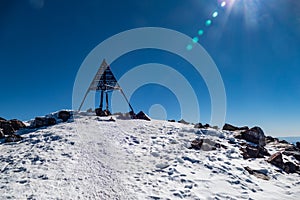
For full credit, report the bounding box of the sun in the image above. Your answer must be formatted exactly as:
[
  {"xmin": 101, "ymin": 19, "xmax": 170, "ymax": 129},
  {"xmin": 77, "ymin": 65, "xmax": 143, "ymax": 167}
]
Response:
[{"xmin": 225, "ymin": 0, "xmax": 263, "ymax": 28}]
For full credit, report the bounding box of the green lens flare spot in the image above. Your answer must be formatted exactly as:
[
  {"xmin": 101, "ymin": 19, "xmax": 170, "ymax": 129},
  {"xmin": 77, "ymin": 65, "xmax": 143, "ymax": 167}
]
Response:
[
  {"xmin": 198, "ymin": 29, "xmax": 204, "ymax": 36},
  {"xmin": 186, "ymin": 44, "xmax": 193, "ymax": 51},
  {"xmin": 192, "ymin": 37, "xmax": 199, "ymax": 43},
  {"xmin": 205, "ymin": 19, "xmax": 212, "ymax": 26},
  {"xmin": 212, "ymin": 11, "xmax": 218, "ymax": 18}
]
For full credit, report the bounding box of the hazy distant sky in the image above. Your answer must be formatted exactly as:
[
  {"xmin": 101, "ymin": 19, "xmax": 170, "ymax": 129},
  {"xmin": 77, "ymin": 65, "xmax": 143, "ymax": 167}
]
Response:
[{"xmin": 0, "ymin": 0, "xmax": 299, "ymax": 137}]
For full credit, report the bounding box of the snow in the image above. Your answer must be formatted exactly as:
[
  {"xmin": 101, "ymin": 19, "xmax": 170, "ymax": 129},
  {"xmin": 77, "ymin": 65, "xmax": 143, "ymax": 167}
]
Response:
[{"xmin": 0, "ymin": 112, "xmax": 300, "ymax": 199}]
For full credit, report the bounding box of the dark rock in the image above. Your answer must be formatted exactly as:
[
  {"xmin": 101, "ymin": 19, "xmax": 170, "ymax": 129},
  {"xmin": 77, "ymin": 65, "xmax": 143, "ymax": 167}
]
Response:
[
  {"xmin": 241, "ymin": 126, "xmax": 266, "ymax": 146},
  {"xmin": 244, "ymin": 166, "xmax": 270, "ymax": 180},
  {"xmin": 5, "ymin": 134, "xmax": 22, "ymax": 143},
  {"xmin": 194, "ymin": 123, "xmax": 204, "ymax": 129},
  {"xmin": 223, "ymin": 123, "xmax": 239, "ymax": 131},
  {"xmin": 190, "ymin": 139, "xmax": 203, "ymax": 150},
  {"xmin": 9, "ymin": 119, "xmax": 26, "ymax": 130},
  {"xmin": 279, "ymin": 139, "xmax": 289, "ymax": 144},
  {"xmin": 204, "ymin": 123, "xmax": 210, "ymax": 128},
  {"xmin": 0, "ymin": 117, "xmax": 6, "ymax": 121},
  {"xmin": 223, "ymin": 123, "xmax": 249, "ymax": 131},
  {"xmin": 0, "ymin": 123, "xmax": 15, "ymax": 135},
  {"xmin": 0, "ymin": 129, "xmax": 4, "ymax": 139},
  {"xmin": 33, "ymin": 117, "xmax": 56, "ymax": 128},
  {"xmin": 58, "ymin": 111, "xmax": 71, "ymax": 122},
  {"xmin": 95, "ymin": 108, "xmax": 111, "ymax": 116},
  {"xmin": 168, "ymin": 119, "xmax": 176, "ymax": 122},
  {"xmin": 135, "ymin": 111, "xmax": 151, "ymax": 121},
  {"xmin": 283, "ymin": 162, "xmax": 298, "ymax": 174},
  {"xmin": 265, "ymin": 136, "xmax": 278, "ymax": 144},
  {"xmin": 241, "ymin": 145, "xmax": 270, "ymax": 159},
  {"xmin": 267, "ymin": 152, "xmax": 284, "ymax": 169},
  {"xmin": 178, "ymin": 119, "xmax": 189, "ymax": 125},
  {"xmin": 283, "ymin": 151, "xmax": 300, "ymax": 162},
  {"xmin": 296, "ymin": 142, "xmax": 300, "ymax": 149}
]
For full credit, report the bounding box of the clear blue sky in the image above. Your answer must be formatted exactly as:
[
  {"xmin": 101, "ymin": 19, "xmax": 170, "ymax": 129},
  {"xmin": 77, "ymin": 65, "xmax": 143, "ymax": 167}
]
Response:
[{"xmin": 0, "ymin": 0, "xmax": 299, "ymax": 137}]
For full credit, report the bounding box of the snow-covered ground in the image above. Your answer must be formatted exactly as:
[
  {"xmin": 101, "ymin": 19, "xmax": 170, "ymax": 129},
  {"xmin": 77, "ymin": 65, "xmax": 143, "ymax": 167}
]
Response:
[{"xmin": 0, "ymin": 112, "xmax": 299, "ymax": 199}]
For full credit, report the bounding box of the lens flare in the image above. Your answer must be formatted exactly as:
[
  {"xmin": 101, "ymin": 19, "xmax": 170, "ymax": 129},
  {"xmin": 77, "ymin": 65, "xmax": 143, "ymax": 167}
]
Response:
[
  {"xmin": 212, "ymin": 11, "xmax": 218, "ymax": 18},
  {"xmin": 205, "ymin": 19, "xmax": 212, "ymax": 26}
]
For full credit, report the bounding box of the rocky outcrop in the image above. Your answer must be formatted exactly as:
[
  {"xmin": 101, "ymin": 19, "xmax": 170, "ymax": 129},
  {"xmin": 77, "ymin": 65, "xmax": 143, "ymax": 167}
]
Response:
[
  {"xmin": 244, "ymin": 166, "xmax": 270, "ymax": 180},
  {"xmin": 241, "ymin": 144, "xmax": 270, "ymax": 159},
  {"xmin": 95, "ymin": 108, "xmax": 111, "ymax": 116},
  {"xmin": 222, "ymin": 123, "xmax": 249, "ymax": 131},
  {"xmin": 178, "ymin": 119, "xmax": 189, "ymax": 125},
  {"xmin": 32, "ymin": 117, "xmax": 57, "ymax": 128},
  {"xmin": 235, "ymin": 126, "xmax": 266, "ymax": 147},
  {"xmin": 194, "ymin": 123, "xmax": 204, "ymax": 129},
  {"xmin": 267, "ymin": 152, "xmax": 299, "ymax": 173},
  {"xmin": 135, "ymin": 111, "xmax": 151, "ymax": 121},
  {"xmin": 0, "ymin": 119, "xmax": 16, "ymax": 135},
  {"xmin": 9, "ymin": 119, "xmax": 26, "ymax": 130},
  {"xmin": 5, "ymin": 134, "xmax": 22, "ymax": 143},
  {"xmin": 58, "ymin": 111, "xmax": 71, "ymax": 122}
]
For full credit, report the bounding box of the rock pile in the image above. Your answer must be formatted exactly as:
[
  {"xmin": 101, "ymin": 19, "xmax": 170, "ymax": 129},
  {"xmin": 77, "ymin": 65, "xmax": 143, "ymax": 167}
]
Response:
[{"xmin": 0, "ymin": 118, "xmax": 26, "ymax": 143}]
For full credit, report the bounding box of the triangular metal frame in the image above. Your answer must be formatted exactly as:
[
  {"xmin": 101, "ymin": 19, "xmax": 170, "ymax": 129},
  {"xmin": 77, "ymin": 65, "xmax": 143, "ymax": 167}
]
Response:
[{"xmin": 78, "ymin": 59, "xmax": 134, "ymax": 115}]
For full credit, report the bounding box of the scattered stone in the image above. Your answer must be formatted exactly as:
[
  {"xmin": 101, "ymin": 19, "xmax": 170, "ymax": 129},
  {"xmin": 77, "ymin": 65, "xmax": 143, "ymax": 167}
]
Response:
[
  {"xmin": 194, "ymin": 123, "xmax": 204, "ymax": 129},
  {"xmin": 241, "ymin": 144, "xmax": 270, "ymax": 159},
  {"xmin": 296, "ymin": 142, "xmax": 300, "ymax": 149},
  {"xmin": 283, "ymin": 162, "xmax": 298, "ymax": 174},
  {"xmin": 168, "ymin": 119, "xmax": 175, "ymax": 122},
  {"xmin": 204, "ymin": 124, "xmax": 210, "ymax": 128},
  {"xmin": 32, "ymin": 117, "xmax": 57, "ymax": 128},
  {"xmin": 58, "ymin": 110, "xmax": 71, "ymax": 122},
  {"xmin": 190, "ymin": 139, "xmax": 203, "ymax": 150},
  {"xmin": 135, "ymin": 111, "xmax": 151, "ymax": 121},
  {"xmin": 267, "ymin": 152, "xmax": 284, "ymax": 169},
  {"xmin": 239, "ymin": 126, "xmax": 266, "ymax": 146},
  {"xmin": 223, "ymin": 123, "xmax": 249, "ymax": 131},
  {"xmin": 0, "ymin": 122, "xmax": 15, "ymax": 135},
  {"xmin": 178, "ymin": 119, "xmax": 189, "ymax": 125},
  {"xmin": 265, "ymin": 136, "xmax": 278, "ymax": 144},
  {"xmin": 5, "ymin": 134, "xmax": 22, "ymax": 143},
  {"xmin": 9, "ymin": 119, "xmax": 26, "ymax": 130},
  {"xmin": 244, "ymin": 166, "xmax": 270, "ymax": 180},
  {"xmin": 95, "ymin": 108, "xmax": 111, "ymax": 116}
]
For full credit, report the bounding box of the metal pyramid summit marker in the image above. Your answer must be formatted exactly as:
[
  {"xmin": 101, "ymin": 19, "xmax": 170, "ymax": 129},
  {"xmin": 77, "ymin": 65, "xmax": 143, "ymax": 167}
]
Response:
[{"xmin": 78, "ymin": 59, "xmax": 134, "ymax": 115}]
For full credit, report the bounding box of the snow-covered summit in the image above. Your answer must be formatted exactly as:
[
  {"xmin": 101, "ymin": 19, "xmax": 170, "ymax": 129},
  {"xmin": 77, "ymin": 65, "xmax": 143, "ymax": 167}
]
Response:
[{"xmin": 0, "ymin": 112, "xmax": 299, "ymax": 199}]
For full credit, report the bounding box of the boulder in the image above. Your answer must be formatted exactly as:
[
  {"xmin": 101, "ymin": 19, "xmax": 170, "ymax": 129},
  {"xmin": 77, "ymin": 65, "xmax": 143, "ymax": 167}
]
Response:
[
  {"xmin": 5, "ymin": 134, "xmax": 22, "ymax": 143},
  {"xmin": 9, "ymin": 119, "xmax": 26, "ymax": 130},
  {"xmin": 190, "ymin": 139, "xmax": 203, "ymax": 150},
  {"xmin": 296, "ymin": 142, "xmax": 300, "ymax": 149},
  {"xmin": 241, "ymin": 145, "xmax": 270, "ymax": 159},
  {"xmin": 267, "ymin": 152, "xmax": 284, "ymax": 169},
  {"xmin": 241, "ymin": 126, "xmax": 266, "ymax": 147},
  {"xmin": 204, "ymin": 123, "xmax": 210, "ymax": 128},
  {"xmin": 265, "ymin": 136, "xmax": 278, "ymax": 144},
  {"xmin": 58, "ymin": 110, "xmax": 71, "ymax": 122},
  {"xmin": 95, "ymin": 108, "xmax": 111, "ymax": 116},
  {"xmin": 283, "ymin": 162, "xmax": 298, "ymax": 174},
  {"xmin": 168, "ymin": 119, "xmax": 176, "ymax": 122},
  {"xmin": 135, "ymin": 111, "xmax": 151, "ymax": 121},
  {"xmin": 0, "ymin": 123, "xmax": 15, "ymax": 135},
  {"xmin": 194, "ymin": 123, "xmax": 204, "ymax": 129},
  {"xmin": 223, "ymin": 123, "xmax": 249, "ymax": 131},
  {"xmin": 178, "ymin": 119, "xmax": 189, "ymax": 125},
  {"xmin": 33, "ymin": 117, "xmax": 56, "ymax": 128},
  {"xmin": 244, "ymin": 166, "xmax": 270, "ymax": 180}
]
